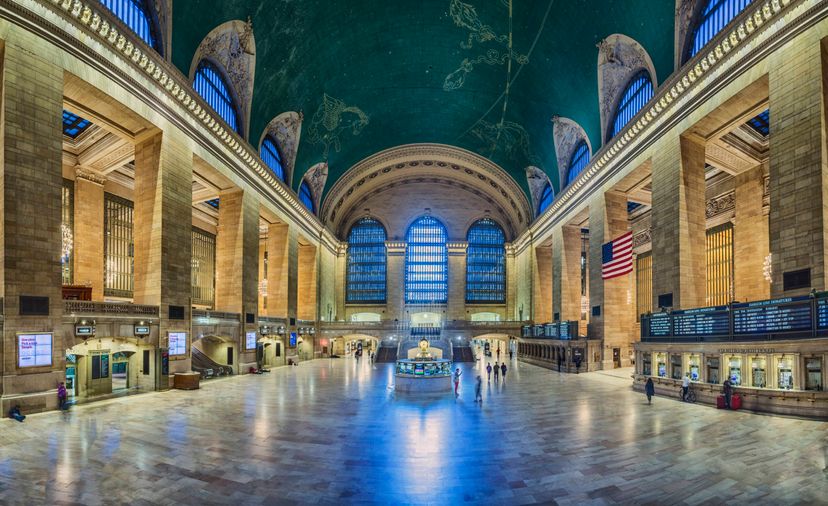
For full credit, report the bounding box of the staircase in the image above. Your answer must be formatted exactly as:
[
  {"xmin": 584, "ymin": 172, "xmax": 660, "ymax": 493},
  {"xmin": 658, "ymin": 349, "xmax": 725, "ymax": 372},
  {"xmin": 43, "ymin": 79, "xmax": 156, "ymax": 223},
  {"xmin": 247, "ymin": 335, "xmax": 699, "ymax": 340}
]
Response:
[
  {"xmin": 191, "ymin": 347, "xmax": 234, "ymax": 379},
  {"xmin": 375, "ymin": 345, "xmax": 398, "ymax": 363},
  {"xmin": 452, "ymin": 346, "xmax": 475, "ymax": 363}
]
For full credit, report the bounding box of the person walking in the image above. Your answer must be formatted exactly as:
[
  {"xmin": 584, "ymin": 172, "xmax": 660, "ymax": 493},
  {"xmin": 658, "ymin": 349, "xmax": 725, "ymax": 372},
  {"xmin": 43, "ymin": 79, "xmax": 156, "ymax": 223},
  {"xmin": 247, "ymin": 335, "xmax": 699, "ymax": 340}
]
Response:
[
  {"xmin": 500, "ymin": 362, "xmax": 507, "ymax": 381},
  {"xmin": 486, "ymin": 362, "xmax": 492, "ymax": 382},
  {"xmin": 57, "ymin": 381, "xmax": 68, "ymax": 410},
  {"xmin": 557, "ymin": 354, "xmax": 563, "ymax": 372},
  {"xmin": 645, "ymin": 377, "xmax": 655, "ymax": 404},
  {"xmin": 723, "ymin": 377, "xmax": 733, "ymax": 409},
  {"xmin": 681, "ymin": 374, "xmax": 690, "ymax": 401},
  {"xmin": 475, "ymin": 375, "xmax": 483, "ymax": 403},
  {"xmin": 493, "ymin": 361, "xmax": 499, "ymax": 382},
  {"xmin": 453, "ymin": 368, "xmax": 462, "ymax": 396}
]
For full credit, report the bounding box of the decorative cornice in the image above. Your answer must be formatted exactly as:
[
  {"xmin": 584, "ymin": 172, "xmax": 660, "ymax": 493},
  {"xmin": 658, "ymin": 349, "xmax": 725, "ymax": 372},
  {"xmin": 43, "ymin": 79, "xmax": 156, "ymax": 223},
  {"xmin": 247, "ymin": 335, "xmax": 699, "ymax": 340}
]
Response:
[
  {"xmin": 74, "ymin": 167, "xmax": 106, "ymax": 185},
  {"xmin": 706, "ymin": 190, "xmax": 735, "ymax": 219}
]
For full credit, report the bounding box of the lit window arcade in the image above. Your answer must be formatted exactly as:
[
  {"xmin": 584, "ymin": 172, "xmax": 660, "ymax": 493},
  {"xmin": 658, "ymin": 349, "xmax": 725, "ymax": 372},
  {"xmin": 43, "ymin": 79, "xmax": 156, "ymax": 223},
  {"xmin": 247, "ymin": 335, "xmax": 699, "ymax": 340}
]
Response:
[
  {"xmin": 298, "ymin": 180, "xmax": 315, "ymax": 214},
  {"xmin": 260, "ymin": 136, "xmax": 286, "ymax": 182},
  {"xmin": 62, "ymin": 110, "xmax": 93, "ymax": 139},
  {"xmin": 193, "ymin": 60, "xmax": 240, "ymax": 134},
  {"xmin": 609, "ymin": 71, "xmax": 654, "ymax": 141},
  {"xmin": 405, "ymin": 216, "xmax": 448, "ymax": 304},
  {"xmin": 466, "ymin": 218, "xmax": 506, "ymax": 304},
  {"xmin": 98, "ymin": 0, "xmax": 163, "ymax": 55},
  {"xmin": 566, "ymin": 141, "xmax": 590, "ymax": 186},
  {"xmin": 687, "ymin": 0, "xmax": 754, "ymax": 61},
  {"xmin": 537, "ymin": 183, "xmax": 554, "ymax": 216},
  {"xmin": 346, "ymin": 218, "xmax": 387, "ymax": 304}
]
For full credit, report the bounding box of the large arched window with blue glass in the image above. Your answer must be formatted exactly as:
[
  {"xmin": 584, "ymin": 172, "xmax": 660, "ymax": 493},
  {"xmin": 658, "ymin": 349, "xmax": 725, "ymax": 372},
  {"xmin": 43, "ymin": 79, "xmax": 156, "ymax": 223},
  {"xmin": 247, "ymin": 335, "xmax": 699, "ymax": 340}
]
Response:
[
  {"xmin": 298, "ymin": 181, "xmax": 315, "ymax": 214},
  {"xmin": 260, "ymin": 136, "xmax": 286, "ymax": 182},
  {"xmin": 346, "ymin": 218, "xmax": 387, "ymax": 304},
  {"xmin": 687, "ymin": 0, "xmax": 754, "ymax": 62},
  {"xmin": 405, "ymin": 216, "xmax": 448, "ymax": 304},
  {"xmin": 566, "ymin": 141, "xmax": 590, "ymax": 186},
  {"xmin": 99, "ymin": 0, "xmax": 163, "ymax": 54},
  {"xmin": 466, "ymin": 218, "xmax": 505, "ymax": 304},
  {"xmin": 193, "ymin": 60, "xmax": 240, "ymax": 134},
  {"xmin": 609, "ymin": 71, "xmax": 654, "ymax": 141},
  {"xmin": 537, "ymin": 183, "xmax": 554, "ymax": 216}
]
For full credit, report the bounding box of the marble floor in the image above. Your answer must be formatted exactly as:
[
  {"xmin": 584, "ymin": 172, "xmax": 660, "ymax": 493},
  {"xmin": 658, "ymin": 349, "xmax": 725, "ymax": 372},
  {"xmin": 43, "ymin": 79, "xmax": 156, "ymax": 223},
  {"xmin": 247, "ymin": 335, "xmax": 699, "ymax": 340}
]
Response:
[{"xmin": 1, "ymin": 356, "xmax": 827, "ymax": 505}]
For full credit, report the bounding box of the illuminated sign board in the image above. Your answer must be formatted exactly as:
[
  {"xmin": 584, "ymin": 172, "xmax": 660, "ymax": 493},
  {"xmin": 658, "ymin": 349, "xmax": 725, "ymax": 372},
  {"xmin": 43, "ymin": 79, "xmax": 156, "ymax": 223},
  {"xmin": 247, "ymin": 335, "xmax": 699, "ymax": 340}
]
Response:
[
  {"xmin": 18, "ymin": 333, "xmax": 52, "ymax": 368},
  {"xmin": 168, "ymin": 332, "xmax": 187, "ymax": 356},
  {"xmin": 134, "ymin": 325, "xmax": 151, "ymax": 336},
  {"xmin": 732, "ymin": 296, "xmax": 812, "ymax": 334},
  {"xmin": 245, "ymin": 331, "xmax": 257, "ymax": 350},
  {"xmin": 289, "ymin": 332, "xmax": 297, "ymax": 347},
  {"xmin": 74, "ymin": 325, "xmax": 95, "ymax": 337}
]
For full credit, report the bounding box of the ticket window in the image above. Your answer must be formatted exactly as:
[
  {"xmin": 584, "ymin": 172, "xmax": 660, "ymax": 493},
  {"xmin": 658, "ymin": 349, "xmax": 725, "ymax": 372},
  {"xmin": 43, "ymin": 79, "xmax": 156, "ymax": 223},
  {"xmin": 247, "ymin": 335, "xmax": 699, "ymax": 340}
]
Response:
[
  {"xmin": 642, "ymin": 352, "xmax": 652, "ymax": 376},
  {"xmin": 656, "ymin": 353, "xmax": 667, "ymax": 378},
  {"xmin": 776, "ymin": 356, "xmax": 794, "ymax": 390},
  {"xmin": 707, "ymin": 356, "xmax": 720, "ymax": 384},
  {"xmin": 686, "ymin": 354, "xmax": 701, "ymax": 382},
  {"xmin": 670, "ymin": 354, "xmax": 682, "ymax": 380},
  {"xmin": 750, "ymin": 357, "xmax": 767, "ymax": 389},
  {"xmin": 727, "ymin": 356, "xmax": 742, "ymax": 386},
  {"xmin": 804, "ymin": 357, "xmax": 823, "ymax": 391}
]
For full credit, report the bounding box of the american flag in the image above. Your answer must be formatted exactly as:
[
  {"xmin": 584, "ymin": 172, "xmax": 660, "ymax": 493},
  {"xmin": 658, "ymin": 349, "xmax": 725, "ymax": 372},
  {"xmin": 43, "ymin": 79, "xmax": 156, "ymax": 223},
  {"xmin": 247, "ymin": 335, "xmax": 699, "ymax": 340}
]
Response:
[{"xmin": 602, "ymin": 231, "xmax": 633, "ymax": 280}]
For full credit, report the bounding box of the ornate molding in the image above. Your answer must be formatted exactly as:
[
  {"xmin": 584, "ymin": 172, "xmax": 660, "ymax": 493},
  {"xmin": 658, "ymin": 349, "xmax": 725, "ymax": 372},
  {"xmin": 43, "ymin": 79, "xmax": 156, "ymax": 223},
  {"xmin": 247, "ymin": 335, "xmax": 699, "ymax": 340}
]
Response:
[
  {"xmin": 706, "ymin": 190, "xmax": 735, "ymax": 219},
  {"xmin": 524, "ymin": 165, "xmax": 551, "ymax": 216},
  {"xmin": 260, "ymin": 111, "xmax": 302, "ymax": 186},
  {"xmin": 551, "ymin": 116, "xmax": 591, "ymax": 188},
  {"xmin": 632, "ymin": 228, "xmax": 652, "ymax": 248},
  {"xmin": 74, "ymin": 167, "xmax": 106, "ymax": 185},
  {"xmin": 301, "ymin": 162, "xmax": 328, "ymax": 212}
]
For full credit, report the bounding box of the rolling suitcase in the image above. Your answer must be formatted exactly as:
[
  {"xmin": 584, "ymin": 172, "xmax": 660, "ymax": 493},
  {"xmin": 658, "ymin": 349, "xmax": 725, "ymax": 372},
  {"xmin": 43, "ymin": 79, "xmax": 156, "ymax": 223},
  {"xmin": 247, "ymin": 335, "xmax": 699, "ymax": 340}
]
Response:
[
  {"xmin": 731, "ymin": 394, "xmax": 742, "ymax": 410},
  {"xmin": 716, "ymin": 395, "xmax": 726, "ymax": 409}
]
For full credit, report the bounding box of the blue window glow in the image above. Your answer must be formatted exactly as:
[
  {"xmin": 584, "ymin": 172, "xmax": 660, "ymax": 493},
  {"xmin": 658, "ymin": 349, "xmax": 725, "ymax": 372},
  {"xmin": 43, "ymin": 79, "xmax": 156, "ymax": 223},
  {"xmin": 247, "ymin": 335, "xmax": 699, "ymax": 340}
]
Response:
[
  {"xmin": 193, "ymin": 60, "xmax": 240, "ymax": 134},
  {"xmin": 628, "ymin": 202, "xmax": 642, "ymax": 214},
  {"xmin": 346, "ymin": 218, "xmax": 387, "ymax": 304},
  {"xmin": 566, "ymin": 141, "xmax": 590, "ymax": 186},
  {"xmin": 610, "ymin": 71, "xmax": 654, "ymax": 140},
  {"xmin": 62, "ymin": 110, "xmax": 92, "ymax": 138},
  {"xmin": 405, "ymin": 216, "xmax": 448, "ymax": 304},
  {"xmin": 746, "ymin": 109, "xmax": 769, "ymax": 137},
  {"xmin": 205, "ymin": 198, "xmax": 219, "ymax": 209},
  {"xmin": 537, "ymin": 183, "xmax": 554, "ymax": 216},
  {"xmin": 689, "ymin": 0, "xmax": 754, "ymax": 60},
  {"xmin": 98, "ymin": 0, "xmax": 162, "ymax": 54},
  {"xmin": 466, "ymin": 218, "xmax": 505, "ymax": 304},
  {"xmin": 299, "ymin": 181, "xmax": 315, "ymax": 214},
  {"xmin": 260, "ymin": 137, "xmax": 286, "ymax": 182}
]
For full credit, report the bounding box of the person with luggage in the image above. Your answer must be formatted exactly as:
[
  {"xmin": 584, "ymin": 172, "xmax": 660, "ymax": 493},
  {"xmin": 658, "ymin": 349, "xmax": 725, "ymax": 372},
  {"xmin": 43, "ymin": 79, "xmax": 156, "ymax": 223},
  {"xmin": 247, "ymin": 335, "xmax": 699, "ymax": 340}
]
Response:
[{"xmin": 722, "ymin": 377, "xmax": 733, "ymax": 409}]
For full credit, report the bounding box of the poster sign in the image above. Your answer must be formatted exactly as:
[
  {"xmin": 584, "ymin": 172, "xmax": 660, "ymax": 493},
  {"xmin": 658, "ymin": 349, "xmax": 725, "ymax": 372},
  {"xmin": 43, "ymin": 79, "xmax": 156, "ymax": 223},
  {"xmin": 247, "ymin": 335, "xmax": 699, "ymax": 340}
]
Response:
[
  {"xmin": 18, "ymin": 333, "xmax": 52, "ymax": 368},
  {"xmin": 245, "ymin": 331, "xmax": 257, "ymax": 350},
  {"xmin": 168, "ymin": 332, "xmax": 187, "ymax": 356},
  {"xmin": 289, "ymin": 332, "xmax": 298, "ymax": 347}
]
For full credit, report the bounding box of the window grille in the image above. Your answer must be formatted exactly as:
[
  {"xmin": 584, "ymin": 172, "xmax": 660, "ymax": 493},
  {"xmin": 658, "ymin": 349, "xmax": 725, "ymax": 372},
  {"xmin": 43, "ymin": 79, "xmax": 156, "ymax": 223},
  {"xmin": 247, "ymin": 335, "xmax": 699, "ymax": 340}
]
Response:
[
  {"xmin": 62, "ymin": 110, "xmax": 92, "ymax": 139},
  {"xmin": 346, "ymin": 218, "xmax": 387, "ymax": 304},
  {"xmin": 405, "ymin": 216, "xmax": 448, "ymax": 304},
  {"xmin": 566, "ymin": 141, "xmax": 590, "ymax": 186},
  {"xmin": 104, "ymin": 193, "xmax": 134, "ymax": 297},
  {"xmin": 706, "ymin": 223, "xmax": 734, "ymax": 306},
  {"xmin": 537, "ymin": 183, "xmax": 554, "ymax": 216},
  {"xmin": 688, "ymin": 0, "xmax": 754, "ymax": 61},
  {"xmin": 466, "ymin": 218, "xmax": 506, "ymax": 304},
  {"xmin": 746, "ymin": 109, "xmax": 770, "ymax": 137},
  {"xmin": 193, "ymin": 60, "xmax": 240, "ymax": 134},
  {"xmin": 61, "ymin": 180, "xmax": 74, "ymax": 285},
  {"xmin": 98, "ymin": 0, "xmax": 162, "ymax": 54},
  {"xmin": 299, "ymin": 181, "xmax": 315, "ymax": 214},
  {"xmin": 260, "ymin": 136, "xmax": 286, "ymax": 182},
  {"xmin": 635, "ymin": 252, "xmax": 652, "ymax": 321},
  {"xmin": 610, "ymin": 72, "xmax": 654, "ymax": 140},
  {"xmin": 192, "ymin": 227, "xmax": 216, "ymax": 307}
]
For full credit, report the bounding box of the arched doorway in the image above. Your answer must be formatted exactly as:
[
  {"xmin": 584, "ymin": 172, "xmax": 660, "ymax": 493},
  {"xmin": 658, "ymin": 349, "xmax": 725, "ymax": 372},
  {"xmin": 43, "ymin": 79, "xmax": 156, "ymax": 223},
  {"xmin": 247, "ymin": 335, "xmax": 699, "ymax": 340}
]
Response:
[{"xmin": 66, "ymin": 337, "xmax": 156, "ymax": 400}]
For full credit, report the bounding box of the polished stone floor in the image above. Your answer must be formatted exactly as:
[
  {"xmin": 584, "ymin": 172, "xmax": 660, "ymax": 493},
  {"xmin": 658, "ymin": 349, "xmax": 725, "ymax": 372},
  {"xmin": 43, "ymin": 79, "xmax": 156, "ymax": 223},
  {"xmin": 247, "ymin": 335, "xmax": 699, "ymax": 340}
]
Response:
[{"xmin": 2, "ymin": 355, "xmax": 827, "ymax": 505}]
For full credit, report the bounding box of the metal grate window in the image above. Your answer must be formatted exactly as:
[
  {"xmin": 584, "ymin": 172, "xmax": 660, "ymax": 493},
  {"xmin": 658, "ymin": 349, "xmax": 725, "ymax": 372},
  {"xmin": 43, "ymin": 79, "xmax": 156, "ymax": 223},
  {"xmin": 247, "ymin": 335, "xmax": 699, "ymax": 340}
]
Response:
[
  {"xmin": 688, "ymin": 0, "xmax": 754, "ymax": 61},
  {"xmin": 635, "ymin": 252, "xmax": 652, "ymax": 321},
  {"xmin": 346, "ymin": 218, "xmax": 387, "ymax": 304},
  {"xmin": 566, "ymin": 141, "xmax": 590, "ymax": 186},
  {"xmin": 299, "ymin": 181, "xmax": 315, "ymax": 214},
  {"xmin": 193, "ymin": 60, "xmax": 240, "ymax": 134},
  {"xmin": 260, "ymin": 136, "xmax": 286, "ymax": 182},
  {"xmin": 61, "ymin": 180, "xmax": 74, "ymax": 285},
  {"xmin": 466, "ymin": 218, "xmax": 505, "ymax": 304},
  {"xmin": 405, "ymin": 216, "xmax": 448, "ymax": 304},
  {"xmin": 98, "ymin": 0, "xmax": 162, "ymax": 54},
  {"xmin": 192, "ymin": 227, "xmax": 216, "ymax": 307},
  {"xmin": 537, "ymin": 183, "xmax": 554, "ymax": 216},
  {"xmin": 104, "ymin": 193, "xmax": 134, "ymax": 298},
  {"xmin": 746, "ymin": 109, "xmax": 770, "ymax": 137},
  {"xmin": 610, "ymin": 71, "xmax": 654, "ymax": 140},
  {"xmin": 706, "ymin": 223, "xmax": 734, "ymax": 306},
  {"xmin": 62, "ymin": 110, "xmax": 92, "ymax": 139}
]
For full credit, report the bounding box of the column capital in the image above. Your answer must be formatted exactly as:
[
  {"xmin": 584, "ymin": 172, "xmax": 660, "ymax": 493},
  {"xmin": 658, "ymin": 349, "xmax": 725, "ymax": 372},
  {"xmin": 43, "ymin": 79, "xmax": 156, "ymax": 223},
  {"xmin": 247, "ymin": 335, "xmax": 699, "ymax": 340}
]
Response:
[
  {"xmin": 74, "ymin": 167, "xmax": 106, "ymax": 185},
  {"xmin": 447, "ymin": 242, "xmax": 468, "ymax": 255}
]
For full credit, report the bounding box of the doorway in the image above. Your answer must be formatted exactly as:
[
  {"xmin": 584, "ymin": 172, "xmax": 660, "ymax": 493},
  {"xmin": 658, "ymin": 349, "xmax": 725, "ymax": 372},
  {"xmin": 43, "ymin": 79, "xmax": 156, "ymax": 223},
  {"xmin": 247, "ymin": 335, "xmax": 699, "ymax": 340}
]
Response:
[{"xmin": 111, "ymin": 352, "xmax": 129, "ymax": 391}]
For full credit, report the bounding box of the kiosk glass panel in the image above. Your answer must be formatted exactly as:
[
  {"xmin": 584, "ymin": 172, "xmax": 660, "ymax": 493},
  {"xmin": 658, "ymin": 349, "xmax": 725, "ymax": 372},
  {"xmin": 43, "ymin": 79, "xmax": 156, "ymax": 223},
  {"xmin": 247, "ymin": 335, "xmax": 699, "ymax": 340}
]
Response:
[
  {"xmin": 688, "ymin": 355, "xmax": 700, "ymax": 381},
  {"xmin": 670, "ymin": 354, "xmax": 682, "ymax": 380},
  {"xmin": 707, "ymin": 356, "xmax": 720, "ymax": 384},
  {"xmin": 805, "ymin": 358, "xmax": 822, "ymax": 391},
  {"xmin": 751, "ymin": 357, "xmax": 767, "ymax": 388},
  {"xmin": 642, "ymin": 352, "xmax": 651, "ymax": 375},
  {"xmin": 656, "ymin": 353, "xmax": 667, "ymax": 377},
  {"xmin": 777, "ymin": 358, "xmax": 793, "ymax": 390},
  {"xmin": 728, "ymin": 356, "xmax": 742, "ymax": 385}
]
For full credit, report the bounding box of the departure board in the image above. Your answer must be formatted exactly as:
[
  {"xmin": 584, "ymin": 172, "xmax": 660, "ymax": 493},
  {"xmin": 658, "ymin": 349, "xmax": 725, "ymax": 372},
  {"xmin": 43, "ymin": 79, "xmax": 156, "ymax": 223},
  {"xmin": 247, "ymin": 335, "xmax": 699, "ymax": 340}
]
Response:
[
  {"xmin": 816, "ymin": 294, "xmax": 828, "ymax": 330},
  {"xmin": 534, "ymin": 325, "xmax": 545, "ymax": 338},
  {"xmin": 521, "ymin": 325, "xmax": 531, "ymax": 338},
  {"xmin": 647, "ymin": 313, "xmax": 671, "ymax": 337},
  {"xmin": 544, "ymin": 323, "xmax": 559, "ymax": 339},
  {"xmin": 732, "ymin": 296, "xmax": 812, "ymax": 334},
  {"xmin": 672, "ymin": 306, "xmax": 730, "ymax": 336},
  {"xmin": 559, "ymin": 321, "xmax": 577, "ymax": 339}
]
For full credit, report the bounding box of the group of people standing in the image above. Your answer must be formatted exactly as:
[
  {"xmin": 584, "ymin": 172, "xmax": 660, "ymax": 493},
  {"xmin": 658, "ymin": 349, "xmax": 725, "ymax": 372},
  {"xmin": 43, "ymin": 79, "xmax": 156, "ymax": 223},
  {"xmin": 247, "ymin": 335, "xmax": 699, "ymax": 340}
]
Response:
[
  {"xmin": 452, "ymin": 359, "xmax": 510, "ymax": 404},
  {"xmin": 485, "ymin": 361, "xmax": 508, "ymax": 383}
]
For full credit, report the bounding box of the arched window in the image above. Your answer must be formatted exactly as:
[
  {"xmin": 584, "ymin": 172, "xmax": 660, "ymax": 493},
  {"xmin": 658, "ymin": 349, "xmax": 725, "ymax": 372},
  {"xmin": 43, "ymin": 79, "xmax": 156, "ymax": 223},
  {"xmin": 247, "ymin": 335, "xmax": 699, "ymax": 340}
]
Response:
[
  {"xmin": 193, "ymin": 60, "xmax": 240, "ymax": 134},
  {"xmin": 466, "ymin": 218, "xmax": 505, "ymax": 304},
  {"xmin": 346, "ymin": 218, "xmax": 387, "ymax": 304},
  {"xmin": 566, "ymin": 141, "xmax": 590, "ymax": 186},
  {"xmin": 260, "ymin": 136, "xmax": 286, "ymax": 182},
  {"xmin": 405, "ymin": 216, "xmax": 448, "ymax": 304},
  {"xmin": 298, "ymin": 180, "xmax": 315, "ymax": 214},
  {"xmin": 537, "ymin": 183, "xmax": 554, "ymax": 216},
  {"xmin": 609, "ymin": 71, "xmax": 654, "ymax": 140},
  {"xmin": 688, "ymin": 0, "xmax": 754, "ymax": 61},
  {"xmin": 99, "ymin": 0, "xmax": 163, "ymax": 55}
]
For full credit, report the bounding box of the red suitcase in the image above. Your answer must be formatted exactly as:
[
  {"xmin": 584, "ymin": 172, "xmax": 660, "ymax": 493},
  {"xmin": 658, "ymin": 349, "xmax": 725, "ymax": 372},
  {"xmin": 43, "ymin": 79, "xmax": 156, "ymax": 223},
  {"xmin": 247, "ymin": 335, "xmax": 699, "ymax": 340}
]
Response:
[
  {"xmin": 731, "ymin": 394, "xmax": 742, "ymax": 410},
  {"xmin": 716, "ymin": 395, "xmax": 726, "ymax": 409}
]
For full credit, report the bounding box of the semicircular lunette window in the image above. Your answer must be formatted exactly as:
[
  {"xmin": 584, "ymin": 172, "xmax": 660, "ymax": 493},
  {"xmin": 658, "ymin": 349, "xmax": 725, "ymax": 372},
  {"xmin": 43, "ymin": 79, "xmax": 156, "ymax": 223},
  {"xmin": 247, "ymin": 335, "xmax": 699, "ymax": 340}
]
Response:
[
  {"xmin": 405, "ymin": 216, "xmax": 448, "ymax": 304},
  {"xmin": 346, "ymin": 218, "xmax": 387, "ymax": 304},
  {"xmin": 566, "ymin": 141, "xmax": 590, "ymax": 187},
  {"xmin": 610, "ymin": 71, "xmax": 654, "ymax": 141},
  {"xmin": 260, "ymin": 136, "xmax": 286, "ymax": 182},
  {"xmin": 298, "ymin": 180, "xmax": 315, "ymax": 214},
  {"xmin": 688, "ymin": 0, "xmax": 754, "ymax": 62},
  {"xmin": 193, "ymin": 60, "xmax": 240, "ymax": 134},
  {"xmin": 98, "ymin": 0, "xmax": 163, "ymax": 55},
  {"xmin": 537, "ymin": 183, "xmax": 554, "ymax": 216},
  {"xmin": 466, "ymin": 218, "xmax": 505, "ymax": 304}
]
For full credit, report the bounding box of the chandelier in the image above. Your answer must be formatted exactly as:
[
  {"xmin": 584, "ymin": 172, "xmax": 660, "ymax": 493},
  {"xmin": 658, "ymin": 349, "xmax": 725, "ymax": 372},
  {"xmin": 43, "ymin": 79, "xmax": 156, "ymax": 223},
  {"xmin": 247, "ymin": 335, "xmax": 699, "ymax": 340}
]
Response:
[{"xmin": 61, "ymin": 223, "xmax": 73, "ymax": 262}]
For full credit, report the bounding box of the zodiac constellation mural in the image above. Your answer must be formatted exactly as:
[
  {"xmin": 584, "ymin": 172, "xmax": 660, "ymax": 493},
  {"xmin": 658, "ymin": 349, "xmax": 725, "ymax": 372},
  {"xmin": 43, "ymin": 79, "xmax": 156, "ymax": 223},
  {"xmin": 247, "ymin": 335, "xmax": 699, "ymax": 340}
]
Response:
[
  {"xmin": 469, "ymin": 120, "xmax": 537, "ymax": 164},
  {"xmin": 306, "ymin": 94, "xmax": 369, "ymax": 159},
  {"xmin": 443, "ymin": 0, "xmax": 528, "ymax": 91}
]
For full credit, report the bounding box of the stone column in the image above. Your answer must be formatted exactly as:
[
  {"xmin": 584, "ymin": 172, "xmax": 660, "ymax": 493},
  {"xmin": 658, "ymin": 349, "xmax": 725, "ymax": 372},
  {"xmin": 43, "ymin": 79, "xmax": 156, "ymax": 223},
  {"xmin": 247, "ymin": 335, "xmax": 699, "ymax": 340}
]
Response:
[
  {"xmin": 258, "ymin": 237, "xmax": 267, "ymax": 315},
  {"xmin": 133, "ymin": 131, "xmax": 193, "ymax": 376},
  {"xmin": 552, "ymin": 225, "xmax": 582, "ymax": 322},
  {"xmin": 297, "ymin": 243, "xmax": 318, "ymax": 321},
  {"xmin": 334, "ymin": 244, "xmax": 347, "ymax": 320},
  {"xmin": 650, "ymin": 133, "xmax": 706, "ymax": 310},
  {"xmin": 447, "ymin": 242, "xmax": 467, "ymax": 321},
  {"xmin": 533, "ymin": 245, "xmax": 553, "ymax": 323},
  {"xmin": 385, "ymin": 242, "xmax": 406, "ymax": 321},
  {"xmin": 0, "ymin": 42, "xmax": 65, "ymax": 414},
  {"xmin": 265, "ymin": 222, "xmax": 294, "ymax": 319},
  {"xmin": 588, "ymin": 191, "xmax": 634, "ymax": 368},
  {"xmin": 767, "ymin": 38, "xmax": 828, "ymax": 295},
  {"xmin": 734, "ymin": 165, "xmax": 770, "ymax": 302},
  {"xmin": 505, "ymin": 245, "xmax": 517, "ymax": 320},
  {"xmin": 73, "ymin": 171, "xmax": 105, "ymax": 299}
]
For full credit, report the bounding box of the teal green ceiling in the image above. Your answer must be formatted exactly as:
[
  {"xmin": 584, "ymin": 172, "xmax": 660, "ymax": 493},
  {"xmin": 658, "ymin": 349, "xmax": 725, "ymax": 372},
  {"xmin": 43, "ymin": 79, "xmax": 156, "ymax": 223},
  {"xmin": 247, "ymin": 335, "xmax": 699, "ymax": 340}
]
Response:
[{"xmin": 172, "ymin": 0, "xmax": 675, "ymax": 198}]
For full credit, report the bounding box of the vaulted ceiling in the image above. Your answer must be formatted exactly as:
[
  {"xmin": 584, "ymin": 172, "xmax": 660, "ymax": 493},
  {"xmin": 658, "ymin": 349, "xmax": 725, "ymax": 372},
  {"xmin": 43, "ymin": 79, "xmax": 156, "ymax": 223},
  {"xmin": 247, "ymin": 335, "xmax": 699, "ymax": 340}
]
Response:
[{"xmin": 171, "ymin": 0, "xmax": 675, "ymax": 200}]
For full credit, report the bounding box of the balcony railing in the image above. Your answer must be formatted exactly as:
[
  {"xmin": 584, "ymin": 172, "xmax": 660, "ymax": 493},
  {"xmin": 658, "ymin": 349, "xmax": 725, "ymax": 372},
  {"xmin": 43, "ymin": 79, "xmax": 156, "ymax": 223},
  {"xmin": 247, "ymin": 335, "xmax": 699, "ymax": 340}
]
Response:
[{"xmin": 63, "ymin": 300, "xmax": 159, "ymax": 317}]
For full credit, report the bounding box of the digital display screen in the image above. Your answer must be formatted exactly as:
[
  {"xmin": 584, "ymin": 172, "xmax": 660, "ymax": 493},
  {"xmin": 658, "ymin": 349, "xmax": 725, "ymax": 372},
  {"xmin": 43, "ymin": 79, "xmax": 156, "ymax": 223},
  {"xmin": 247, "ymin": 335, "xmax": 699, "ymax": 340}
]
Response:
[
  {"xmin": 168, "ymin": 332, "xmax": 187, "ymax": 356},
  {"xmin": 75, "ymin": 325, "xmax": 94, "ymax": 336},
  {"xmin": 672, "ymin": 306, "xmax": 730, "ymax": 336},
  {"xmin": 533, "ymin": 325, "xmax": 544, "ymax": 338},
  {"xmin": 647, "ymin": 313, "xmax": 671, "ymax": 337},
  {"xmin": 817, "ymin": 296, "xmax": 828, "ymax": 330},
  {"xmin": 18, "ymin": 333, "xmax": 52, "ymax": 368},
  {"xmin": 544, "ymin": 323, "xmax": 558, "ymax": 338},
  {"xmin": 521, "ymin": 325, "xmax": 531, "ymax": 338},
  {"xmin": 134, "ymin": 325, "xmax": 150, "ymax": 336},
  {"xmin": 559, "ymin": 321, "xmax": 575, "ymax": 339},
  {"xmin": 732, "ymin": 296, "xmax": 812, "ymax": 334},
  {"xmin": 289, "ymin": 332, "xmax": 297, "ymax": 347},
  {"xmin": 245, "ymin": 331, "xmax": 257, "ymax": 350}
]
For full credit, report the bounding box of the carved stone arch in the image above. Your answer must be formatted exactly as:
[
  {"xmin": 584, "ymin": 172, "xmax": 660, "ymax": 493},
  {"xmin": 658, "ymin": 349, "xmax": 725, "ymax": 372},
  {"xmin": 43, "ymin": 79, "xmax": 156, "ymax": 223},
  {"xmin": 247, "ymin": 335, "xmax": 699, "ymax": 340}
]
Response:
[
  {"xmin": 462, "ymin": 215, "xmax": 507, "ymax": 240},
  {"xmin": 551, "ymin": 117, "xmax": 592, "ymax": 189},
  {"xmin": 597, "ymin": 34, "xmax": 658, "ymax": 145},
  {"xmin": 674, "ymin": 0, "xmax": 702, "ymax": 69},
  {"xmin": 343, "ymin": 214, "xmax": 391, "ymax": 242},
  {"xmin": 189, "ymin": 19, "xmax": 256, "ymax": 139},
  {"xmin": 299, "ymin": 162, "xmax": 328, "ymax": 214},
  {"xmin": 259, "ymin": 111, "xmax": 303, "ymax": 186},
  {"xmin": 524, "ymin": 166, "xmax": 552, "ymax": 216}
]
